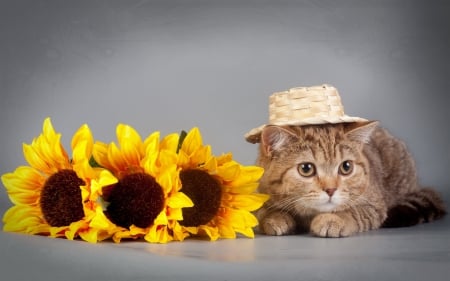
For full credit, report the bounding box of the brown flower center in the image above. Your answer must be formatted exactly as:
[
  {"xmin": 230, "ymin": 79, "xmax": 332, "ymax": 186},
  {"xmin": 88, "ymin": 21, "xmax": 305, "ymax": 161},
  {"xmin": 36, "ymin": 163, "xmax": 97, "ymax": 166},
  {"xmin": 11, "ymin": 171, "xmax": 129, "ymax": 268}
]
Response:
[
  {"xmin": 105, "ymin": 172, "xmax": 164, "ymax": 229},
  {"xmin": 40, "ymin": 169, "xmax": 85, "ymax": 227},
  {"xmin": 179, "ymin": 169, "xmax": 222, "ymax": 227}
]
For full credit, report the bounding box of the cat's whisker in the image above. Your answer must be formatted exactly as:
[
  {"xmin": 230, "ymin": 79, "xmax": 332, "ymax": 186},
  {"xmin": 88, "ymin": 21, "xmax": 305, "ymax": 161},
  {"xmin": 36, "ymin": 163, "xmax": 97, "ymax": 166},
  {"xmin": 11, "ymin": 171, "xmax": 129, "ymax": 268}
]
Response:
[
  {"xmin": 265, "ymin": 196, "xmax": 304, "ymax": 214},
  {"xmin": 254, "ymin": 120, "xmax": 445, "ymax": 236}
]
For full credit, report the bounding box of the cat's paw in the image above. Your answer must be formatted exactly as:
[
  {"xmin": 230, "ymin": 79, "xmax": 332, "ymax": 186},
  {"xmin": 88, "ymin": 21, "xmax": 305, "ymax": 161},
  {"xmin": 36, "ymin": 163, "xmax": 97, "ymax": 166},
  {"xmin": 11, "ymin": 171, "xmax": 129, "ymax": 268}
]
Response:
[
  {"xmin": 310, "ymin": 213, "xmax": 351, "ymax": 238},
  {"xmin": 260, "ymin": 212, "xmax": 295, "ymax": 236}
]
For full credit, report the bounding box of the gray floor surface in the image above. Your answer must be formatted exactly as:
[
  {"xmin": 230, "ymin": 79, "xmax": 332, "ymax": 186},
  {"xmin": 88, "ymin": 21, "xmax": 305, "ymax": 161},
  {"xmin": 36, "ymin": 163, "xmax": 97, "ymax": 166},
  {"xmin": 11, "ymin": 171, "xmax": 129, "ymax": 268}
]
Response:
[
  {"xmin": 0, "ymin": 215, "xmax": 449, "ymax": 281},
  {"xmin": 1, "ymin": 1, "xmax": 449, "ymax": 281}
]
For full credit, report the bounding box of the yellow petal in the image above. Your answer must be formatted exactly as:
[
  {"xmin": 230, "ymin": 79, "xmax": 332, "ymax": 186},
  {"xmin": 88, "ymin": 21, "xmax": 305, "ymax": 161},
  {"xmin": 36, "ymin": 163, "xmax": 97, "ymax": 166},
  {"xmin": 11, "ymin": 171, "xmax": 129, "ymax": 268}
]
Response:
[
  {"xmin": 143, "ymin": 131, "xmax": 160, "ymax": 155},
  {"xmin": 153, "ymin": 211, "xmax": 168, "ymax": 226},
  {"xmin": 224, "ymin": 182, "xmax": 260, "ymax": 194},
  {"xmin": 116, "ymin": 124, "xmax": 144, "ymax": 167},
  {"xmin": 3, "ymin": 205, "xmax": 39, "ymax": 222},
  {"xmin": 160, "ymin": 133, "xmax": 179, "ymax": 152},
  {"xmin": 71, "ymin": 124, "xmax": 93, "ymax": 158},
  {"xmin": 228, "ymin": 166, "xmax": 264, "ymax": 187},
  {"xmin": 142, "ymin": 151, "xmax": 159, "ymax": 177},
  {"xmin": 1, "ymin": 167, "xmax": 44, "ymax": 193},
  {"xmin": 181, "ymin": 127, "xmax": 202, "ymax": 156},
  {"xmin": 129, "ymin": 225, "xmax": 146, "ymax": 236},
  {"xmin": 217, "ymin": 221, "xmax": 236, "ymax": 239},
  {"xmin": 41, "ymin": 118, "xmax": 70, "ymax": 168},
  {"xmin": 89, "ymin": 206, "xmax": 114, "ymax": 230},
  {"xmin": 72, "ymin": 140, "xmax": 96, "ymax": 179},
  {"xmin": 33, "ymin": 136, "xmax": 58, "ymax": 169},
  {"xmin": 228, "ymin": 209, "xmax": 259, "ymax": 228},
  {"xmin": 170, "ymin": 222, "xmax": 190, "ymax": 241},
  {"xmin": 156, "ymin": 165, "xmax": 179, "ymax": 194},
  {"xmin": 203, "ymin": 155, "xmax": 217, "ymax": 172},
  {"xmin": 176, "ymin": 150, "xmax": 190, "ymax": 168},
  {"xmin": 7, "ymin": 192, "xmax": 40, "ymax": 206},
  {"xmin": 42, "ymin": 117, "xmax": 58, "ymax": 141},
  {"xmin": 107, "ymin": 142, "xmax": 127, "ymax": 172},
  {"xmin": 12, "ymin": 166, "xmax": 44, "ymax": 183},
  {"xmin": 3, "ymin": 218, "xmax": 38, "ymax": 233},
  {"xmin": 226, "ymin": 194, "xmax": 270, "ymax": 211},
  {"xmin": 90, "ymin": 170, "xmax": 117, "ymax": 199},
  {"xmin": 183, "ymin": 226, "xmax": 199, "ymax": 235},
  {"xmin": 217, "ymin": 161, "xmax": 241, "ymax": 182},
  {"xmin": 78, "ymin": 228, "xmax": 99, "ymax": 243},
  {"xmin": 28, "ymin": 224, "xmax": 51, "ymax": 235},
  {"xmin": 158, "ymin": 150, "xmax": 178, "ymax": 169},
  {"xmin": 190, "ymin": 145, "xmax": 212, "ymax": 167},
  {"xmin": 142, "ymin": 133, "xmax": 161, "ymax": 176},
  {"xmin": 23, "ymin": 143, "xmax": 52, "ymax": 173},
  {"xmin": 96, "ymin": 230, "xmax": 113, "ymax": 242},
  {"xmin": 198, "ymin": 225, "xmax": 220, "ymax": 241},
  {"xmin": 144, "ymin": 225, "xmax": 158, "ymax": 243},
  {"xmin": 72, "ymin": 135, "xmax": 93, "ymax": 168},
  {"xmin": 234, "ymin": 226, "xmax": 255, "ymax": 238},
  {"xmin": 117, "ymin": 124, "xmax": 143, "ymax": 148},
  {"xmin": 65, "ymin": 220, "xmax": 86, "ymax": 240},
  {"xmin": 144, "ymin": 225, "xmax": 171, "ymax": 243},
  {"xmin": 112, "ymin": 230, "xmax": 132, "ymax": 243},
  {"xmin": 216, "ymin": 153, "xmax": 233, "ymax": 165},
  {"xmin": 167, "ymin": 192, "xmax": 193, "ymax": 208},
  {"xmin": 166, "ymin": 207, "xmax": 184, "ymax": 221},
  {"xmin": 49, "ymin": 137, "xmax": 70, "ymax": 169},
  {"xmin": 92, "ymin": 141, "xmax": 111, "ymax": 170}
]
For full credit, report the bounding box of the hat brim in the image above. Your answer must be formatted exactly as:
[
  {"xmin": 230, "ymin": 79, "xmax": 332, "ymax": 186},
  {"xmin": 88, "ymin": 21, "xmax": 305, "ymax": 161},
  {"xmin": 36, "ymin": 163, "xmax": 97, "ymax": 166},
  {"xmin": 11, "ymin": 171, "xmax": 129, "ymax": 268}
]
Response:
[{"xmin": 244, "ymin": 115, "xmax": 368, "ymax": 143}]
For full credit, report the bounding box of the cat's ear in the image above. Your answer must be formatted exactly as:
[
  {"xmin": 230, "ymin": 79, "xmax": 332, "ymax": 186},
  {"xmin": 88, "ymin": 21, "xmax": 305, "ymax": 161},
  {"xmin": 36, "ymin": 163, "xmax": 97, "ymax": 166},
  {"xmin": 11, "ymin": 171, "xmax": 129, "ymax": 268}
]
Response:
[
  {"xmin": 261, "ymin": 125, "xmax": 297, "ymax": 156},
  {"xmin": 344, "ymin": 121, "xmax": 379, "ymax": 144}
]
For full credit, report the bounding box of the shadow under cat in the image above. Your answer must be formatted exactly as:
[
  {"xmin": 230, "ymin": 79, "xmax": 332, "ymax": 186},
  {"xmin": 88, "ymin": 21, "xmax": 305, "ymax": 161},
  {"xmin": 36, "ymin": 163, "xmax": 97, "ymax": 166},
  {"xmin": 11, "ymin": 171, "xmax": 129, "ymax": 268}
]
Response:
[{"xmin": 245, "ymin": 85, "xmax": 446, "ymax": 238}]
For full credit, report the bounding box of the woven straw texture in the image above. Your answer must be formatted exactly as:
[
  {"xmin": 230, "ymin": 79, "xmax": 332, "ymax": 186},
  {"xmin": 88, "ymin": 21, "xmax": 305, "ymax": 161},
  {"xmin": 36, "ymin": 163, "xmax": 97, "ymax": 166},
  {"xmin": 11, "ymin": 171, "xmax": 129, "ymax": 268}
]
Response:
[
  {"xmin": 245, "ymin": 84, "xmax": 367, "ymax": 143},
  {"xmin": 269, "ymin": 85, "xmax": 345, "ymax": 125}
]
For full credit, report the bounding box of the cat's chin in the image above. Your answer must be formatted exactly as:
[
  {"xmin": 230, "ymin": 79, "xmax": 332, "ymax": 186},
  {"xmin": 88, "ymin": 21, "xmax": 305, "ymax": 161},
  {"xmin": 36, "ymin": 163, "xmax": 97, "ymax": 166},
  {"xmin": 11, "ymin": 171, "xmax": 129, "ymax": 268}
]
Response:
[{"xmin": 313, "ymin": 202, "xmax": 340, "ymax": 213}]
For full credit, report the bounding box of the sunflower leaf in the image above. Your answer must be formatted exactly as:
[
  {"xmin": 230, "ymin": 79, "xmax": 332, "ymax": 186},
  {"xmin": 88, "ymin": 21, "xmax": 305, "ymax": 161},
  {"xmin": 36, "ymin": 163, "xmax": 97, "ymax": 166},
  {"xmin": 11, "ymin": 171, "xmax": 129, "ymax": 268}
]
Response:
[
  {"xmin": 176, "ymin": 130, "xmax": 187, "ymax": 154},
  {"xmin": 89, "ymin": 156, "xmax": 103, "ymax": 168}
]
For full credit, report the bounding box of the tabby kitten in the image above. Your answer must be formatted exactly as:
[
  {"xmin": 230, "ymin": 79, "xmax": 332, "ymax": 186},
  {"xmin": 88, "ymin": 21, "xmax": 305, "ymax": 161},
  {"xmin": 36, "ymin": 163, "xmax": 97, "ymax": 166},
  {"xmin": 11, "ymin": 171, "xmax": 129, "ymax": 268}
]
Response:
[{"xmin": 256, "ymin": 122, "xmax": 446, "ymax": 237}]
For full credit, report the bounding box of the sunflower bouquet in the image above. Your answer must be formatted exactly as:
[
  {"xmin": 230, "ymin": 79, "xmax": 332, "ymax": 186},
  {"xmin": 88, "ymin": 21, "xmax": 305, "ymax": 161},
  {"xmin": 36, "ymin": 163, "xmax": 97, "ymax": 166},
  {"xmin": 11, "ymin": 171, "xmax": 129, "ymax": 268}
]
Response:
[{"xmin": 1, "ymin": 118, "xmax": 269, "ymax": 243}]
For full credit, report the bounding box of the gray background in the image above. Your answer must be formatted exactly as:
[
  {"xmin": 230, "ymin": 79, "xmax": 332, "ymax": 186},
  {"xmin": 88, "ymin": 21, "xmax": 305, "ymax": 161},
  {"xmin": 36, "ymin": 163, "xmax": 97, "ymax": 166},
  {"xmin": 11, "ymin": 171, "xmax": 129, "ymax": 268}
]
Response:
[
  {"xmin": 1, "ymin": 0, "xmax": 449, "ymax": 209},
  {"xmin": 0, "ymin": 1, "xmax": 449, "ymax": 280}
]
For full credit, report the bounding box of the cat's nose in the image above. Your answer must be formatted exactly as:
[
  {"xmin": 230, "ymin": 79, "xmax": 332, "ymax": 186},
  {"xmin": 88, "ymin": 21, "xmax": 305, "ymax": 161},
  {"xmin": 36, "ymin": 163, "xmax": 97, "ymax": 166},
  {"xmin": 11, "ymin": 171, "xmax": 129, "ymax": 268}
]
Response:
[{"xmin": 325, "ymin": 188, "xmax": 337, "ymax": 197}]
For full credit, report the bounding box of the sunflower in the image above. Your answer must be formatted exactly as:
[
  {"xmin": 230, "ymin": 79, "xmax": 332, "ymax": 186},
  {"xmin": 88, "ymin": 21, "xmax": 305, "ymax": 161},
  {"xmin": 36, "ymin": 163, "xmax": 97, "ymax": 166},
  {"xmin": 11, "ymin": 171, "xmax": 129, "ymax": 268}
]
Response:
[
  {"xmin": 1, "ymin": 118, "xmax": 118, "ymax": 243},
  {"xmin": 92, "ymin": 124, "xmax": 193, "ymax": 243},
  {"xmin": 174, "ymin": 128, "xmax": 269, "ymax": 240}
]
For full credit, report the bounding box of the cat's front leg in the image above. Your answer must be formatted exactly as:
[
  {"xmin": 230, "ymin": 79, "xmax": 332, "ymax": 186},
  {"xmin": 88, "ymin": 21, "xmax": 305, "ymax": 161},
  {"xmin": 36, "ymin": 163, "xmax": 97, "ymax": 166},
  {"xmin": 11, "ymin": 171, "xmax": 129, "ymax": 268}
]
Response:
[
  {"xmin": 310, "ymin": 212, "xmax": 359, "ymax": 238},
  {"xmin": 310, "ymin": 213, "xmax": 351, "ymax": 237},
  {"xmin": 310, "ymin": 206, "xmax": 385, "ymax": 238},
  {"xmin": 259, "ymin": 210, "xmax": 296, "ymax": 236}
]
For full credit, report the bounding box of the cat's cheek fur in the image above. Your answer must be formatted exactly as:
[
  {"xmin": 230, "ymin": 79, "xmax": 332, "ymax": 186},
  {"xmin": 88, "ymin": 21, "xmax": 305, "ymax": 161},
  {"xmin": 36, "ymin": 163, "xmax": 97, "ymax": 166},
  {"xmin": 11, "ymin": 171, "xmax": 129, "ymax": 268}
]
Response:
[
  {"xmin": 255, "ymin": 124, "xmax": 446, "ymax": 237},
  {"xmin": 260, "ymin": 211, "xmax": 296, "ymax": 236}
]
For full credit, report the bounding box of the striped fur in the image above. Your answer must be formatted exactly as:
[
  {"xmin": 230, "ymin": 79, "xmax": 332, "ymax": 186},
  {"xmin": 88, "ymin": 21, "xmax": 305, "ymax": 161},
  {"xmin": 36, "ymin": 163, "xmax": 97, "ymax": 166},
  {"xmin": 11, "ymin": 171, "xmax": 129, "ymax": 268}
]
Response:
[{"xmin": 256, "ymin": 123, "xmax": 446, "ymax": 237}]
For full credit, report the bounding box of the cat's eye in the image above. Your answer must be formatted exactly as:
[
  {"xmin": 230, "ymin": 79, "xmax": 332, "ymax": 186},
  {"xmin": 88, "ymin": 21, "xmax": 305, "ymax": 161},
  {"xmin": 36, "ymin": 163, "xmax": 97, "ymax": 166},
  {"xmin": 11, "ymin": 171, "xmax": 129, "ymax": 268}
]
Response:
[
  {"xmin": 298, "ymin": 162, "xmax": 316, "ymax": 177},
  {"xmin": 339, "ymin": 160, "xmax": 354, "ymax": 175}
]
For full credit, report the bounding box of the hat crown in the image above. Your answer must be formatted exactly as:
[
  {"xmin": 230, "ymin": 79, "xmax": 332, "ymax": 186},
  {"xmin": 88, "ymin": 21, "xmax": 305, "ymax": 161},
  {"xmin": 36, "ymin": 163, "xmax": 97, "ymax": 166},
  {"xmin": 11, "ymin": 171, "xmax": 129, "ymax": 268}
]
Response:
[
  {"xmin": 244, "ymin": 84, "xmax": 368, "ymax": 143},
  {"xmin": 269, "ymin": 84, "xmax": 345, "ymax": 125}
]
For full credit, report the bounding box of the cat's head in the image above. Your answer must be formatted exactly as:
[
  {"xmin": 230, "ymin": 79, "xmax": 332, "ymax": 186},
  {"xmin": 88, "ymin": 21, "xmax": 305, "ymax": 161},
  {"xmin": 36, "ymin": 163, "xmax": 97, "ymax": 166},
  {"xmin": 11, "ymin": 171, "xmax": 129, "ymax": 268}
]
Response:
[{"xmin": 257, "ymin": 121, "xmax": 378, "ymax": 215}]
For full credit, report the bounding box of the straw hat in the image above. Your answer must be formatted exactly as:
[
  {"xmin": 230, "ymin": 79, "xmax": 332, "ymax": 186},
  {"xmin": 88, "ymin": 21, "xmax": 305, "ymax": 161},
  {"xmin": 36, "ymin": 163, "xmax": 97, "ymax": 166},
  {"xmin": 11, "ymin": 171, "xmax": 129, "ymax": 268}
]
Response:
[{"xmin": 245, "ymin": 84, "xmax": 368, "ymax": 143}]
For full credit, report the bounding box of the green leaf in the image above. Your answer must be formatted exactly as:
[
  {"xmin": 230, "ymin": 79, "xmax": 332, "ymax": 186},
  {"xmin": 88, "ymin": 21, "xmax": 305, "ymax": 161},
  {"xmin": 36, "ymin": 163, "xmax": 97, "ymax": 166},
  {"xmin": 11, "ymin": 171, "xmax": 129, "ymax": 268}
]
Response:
[
  {"xmin": 176, "ymin": 130, "xmax": 188, "ymax": 153},
  {"xmin": 89, "ymin": 156, "xmax": 103, "ymax": 168}
]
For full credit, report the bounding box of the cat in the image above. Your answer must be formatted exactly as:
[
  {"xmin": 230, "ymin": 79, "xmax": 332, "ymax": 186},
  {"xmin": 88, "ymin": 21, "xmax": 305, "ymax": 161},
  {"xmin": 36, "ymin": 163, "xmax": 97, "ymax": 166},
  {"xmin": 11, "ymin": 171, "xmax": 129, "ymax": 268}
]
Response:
[{"xmin": 255, "ymin": 121, "xmax": 446, "ymax": 237}]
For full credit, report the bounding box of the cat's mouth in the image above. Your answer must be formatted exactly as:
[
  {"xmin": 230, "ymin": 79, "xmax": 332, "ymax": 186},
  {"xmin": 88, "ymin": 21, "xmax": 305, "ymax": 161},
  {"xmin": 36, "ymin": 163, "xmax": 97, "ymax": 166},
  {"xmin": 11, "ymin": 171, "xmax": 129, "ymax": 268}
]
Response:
[
  {"xmin": 316, "ymin": 202, "xmax": 339, "ymax": 212},
  {"xmin": 314, "ymin": 195, "xmax": 342, "ymax": 212}
]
